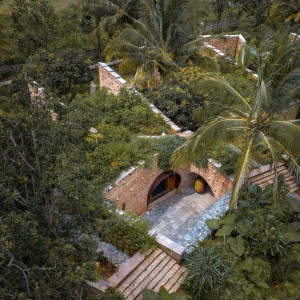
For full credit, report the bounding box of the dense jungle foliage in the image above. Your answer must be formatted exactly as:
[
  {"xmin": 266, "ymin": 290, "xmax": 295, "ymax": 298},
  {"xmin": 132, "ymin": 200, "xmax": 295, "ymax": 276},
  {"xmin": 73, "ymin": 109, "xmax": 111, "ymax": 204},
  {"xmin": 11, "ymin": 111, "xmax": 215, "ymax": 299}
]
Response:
[
  {"xmin": 184, "ymin": 182, "xmax": 300, "ymax": 299},
  {"xmin": 0, "ymin": 0, "xmax": 300, "ymax": 299}
]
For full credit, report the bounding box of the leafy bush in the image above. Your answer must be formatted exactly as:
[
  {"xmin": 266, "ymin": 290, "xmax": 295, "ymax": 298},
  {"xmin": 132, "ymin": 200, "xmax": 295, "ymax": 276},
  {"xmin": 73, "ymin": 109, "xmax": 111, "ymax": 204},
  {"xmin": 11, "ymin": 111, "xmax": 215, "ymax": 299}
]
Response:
[
  {"xmin": 143, "ymin": 67, "xmax": 204, "ymax": 131},
  {"xmin": 23, "ymin": 49, "xmax": 93, "ymax": 94},
  {"xmin": 183, "ymin": 246, "xmax": 231, "ymax": 297},
  {"xmin": 98, "ymin": 212, "xmax": 156, "ymax": 256},
  {"xmin": 184, "ymin": 182, "xmax": 300, "ymax": 299},
  {"xmin": 142, "ymin": 286, "xmax": 191, "ymax": 300},
  {"xmin": 150, "ymin": 136, "xmax": 186, "ymax": 170},
  {"xmin": 195, "ymin": 145, "xmax": 240, "ymax": 175}
]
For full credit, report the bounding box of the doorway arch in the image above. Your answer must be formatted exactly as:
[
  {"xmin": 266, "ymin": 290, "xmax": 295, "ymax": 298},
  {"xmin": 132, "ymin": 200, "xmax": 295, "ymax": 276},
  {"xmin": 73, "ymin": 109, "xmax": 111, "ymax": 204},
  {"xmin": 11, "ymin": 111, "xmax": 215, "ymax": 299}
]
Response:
[{"xmin": 148, "ymin": 171, "xmax": 181, "ymax": 204}]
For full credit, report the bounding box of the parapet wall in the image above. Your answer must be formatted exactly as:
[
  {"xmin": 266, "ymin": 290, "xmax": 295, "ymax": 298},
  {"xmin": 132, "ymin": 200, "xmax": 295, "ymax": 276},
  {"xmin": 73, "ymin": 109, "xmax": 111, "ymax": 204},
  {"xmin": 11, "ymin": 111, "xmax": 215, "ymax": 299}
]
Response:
[{"xmin": 98, "ymin": 62, "xmax": 127, "ymax": 95}]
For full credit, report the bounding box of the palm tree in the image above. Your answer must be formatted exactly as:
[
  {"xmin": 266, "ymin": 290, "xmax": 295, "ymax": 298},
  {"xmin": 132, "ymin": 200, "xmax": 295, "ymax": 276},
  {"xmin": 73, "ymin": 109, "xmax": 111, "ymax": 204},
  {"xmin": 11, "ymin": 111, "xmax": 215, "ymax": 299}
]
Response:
[
  {"xmin": 105, "ymin": 0, "xmax": 212, "ymax": 88},
  {"xmin": 269, "ymin": 0, "xmax": 300, "ymax": 26},
  {"xmin": 172, "ymin": 37, "xmax": 300, "ymax": 209},
  {"xmin": 98, "ymin": 0, "xmax": 138, "ymax": 34}
]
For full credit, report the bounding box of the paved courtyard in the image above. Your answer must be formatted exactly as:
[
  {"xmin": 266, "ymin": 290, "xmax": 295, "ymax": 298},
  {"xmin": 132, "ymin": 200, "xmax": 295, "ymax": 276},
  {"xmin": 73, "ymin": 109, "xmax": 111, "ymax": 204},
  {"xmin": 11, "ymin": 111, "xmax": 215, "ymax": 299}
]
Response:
[{"xmin": 141, "ymin": 186, "xmax": 219, "ymax": 245}]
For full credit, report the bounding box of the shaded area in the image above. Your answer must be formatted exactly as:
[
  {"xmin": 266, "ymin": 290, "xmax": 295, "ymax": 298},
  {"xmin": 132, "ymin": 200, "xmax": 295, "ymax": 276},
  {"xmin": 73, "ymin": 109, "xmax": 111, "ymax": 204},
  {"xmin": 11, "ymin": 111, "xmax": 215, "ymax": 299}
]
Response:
[
  {"xmin": 148, "ymin": 171, "xmax": 181, "ymax": 204},
  {"xmin": 142, "ymin": 186, "xmax": 217, "ymax": 245}
]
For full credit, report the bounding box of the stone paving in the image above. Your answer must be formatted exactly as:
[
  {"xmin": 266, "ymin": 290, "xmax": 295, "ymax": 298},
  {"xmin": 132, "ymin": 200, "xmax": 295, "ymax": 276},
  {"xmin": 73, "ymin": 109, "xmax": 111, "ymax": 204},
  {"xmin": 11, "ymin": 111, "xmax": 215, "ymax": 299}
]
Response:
[
  {"xmin": 180, "ymin": 192, "xmax": 231, "ymax": 249},
  {"xmin": 142, "ymin": 186, "xmax": 224, "ymax": 246}
]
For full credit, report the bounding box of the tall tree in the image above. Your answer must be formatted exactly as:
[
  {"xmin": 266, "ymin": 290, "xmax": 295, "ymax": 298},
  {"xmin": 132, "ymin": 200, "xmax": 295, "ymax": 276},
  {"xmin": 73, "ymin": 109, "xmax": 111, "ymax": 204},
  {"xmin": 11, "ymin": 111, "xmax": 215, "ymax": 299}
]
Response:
[
  {"xmin": 0, "ymin": 94, "xmax": 103, "ymax": 298},
  {"xmin": 106, "ymin": 0, "xmax": 212, "ymax": 89},
  {"xmin": 21, "ymin": 49, "xmax": 93, "ymax": 94},
  {"xmin": 10, "ymin": 0, "xmax": 56, "ymax": 57},
  {"xmin": 268, "ymin": 0, "xmax": 300, "ymax": 29},
  {"xmin": 172, "ymin": 37, "xmax": 300, "ymax": 209},
  {"xmin": 211, "ymin": 0, "xmax": 227, "ymax": 31},
  {"xmin": 233, "ymin": 0, "xmax": 274, "ymax": 25}
]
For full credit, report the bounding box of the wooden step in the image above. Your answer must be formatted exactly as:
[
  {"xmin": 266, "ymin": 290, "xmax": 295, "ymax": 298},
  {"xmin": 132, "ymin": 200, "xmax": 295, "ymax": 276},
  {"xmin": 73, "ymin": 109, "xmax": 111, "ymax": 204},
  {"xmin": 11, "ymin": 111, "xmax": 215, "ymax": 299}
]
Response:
[
  {"xmin": 144, "ymin": 258, "xmax": 177, "ymax": 291},
  {"xmin": 250, "ymin": 168, "xmax": 289, "ymax": 185},
  {"xmin": 249, "ymin": 163, "xmax": 285, "ymax": 177},
  {"xmin": 108, "ymin": 250, "xmax": 151, "ymax": 286},
  {"xmin": 287, "ymin": 181, "xmax": 298, "ymax": 188},
  {"xmin": 152, "ymin": 263, "xmax": 181, "ymax": 292},
  {"xmin": 126, "ymin": 255, "xmax": 172, "ymax": 299},
  {"xmin": 250, "ymin": 165, "xmax": 286, "ymax": 181},
  {"xmin": 250, "ymin": 167, "xmax": 287, "ymax": 182},
  {"xmin": 118, "ymin": 248, "xmax": 163, "ymax": 293},
  {"xmin": 291, "ymin": 186, "xmax": 300, "ymax": 193},
  {"xmin": 134, "ymin": 258, "xmax": 178, "ymax": 300},
  {"xmin": 168, "ymin": 269, "xmax": 187, "ymax": 293},
  {"xmin": 163, "ymin": 266, "xmax": 186, "ymax": 292}
]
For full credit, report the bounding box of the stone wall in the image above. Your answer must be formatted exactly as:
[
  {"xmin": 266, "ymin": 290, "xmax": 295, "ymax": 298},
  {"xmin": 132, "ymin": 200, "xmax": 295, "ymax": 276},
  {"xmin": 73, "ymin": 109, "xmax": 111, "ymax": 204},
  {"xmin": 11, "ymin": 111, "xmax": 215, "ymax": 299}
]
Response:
[
  {"xmin": 208, "ymin": 34, "xmax": 246, "ymax": 62},
  {"xmin": 98, "ymin": 62, "xmax": 182, "ymax": 133},
  {"xmin": 98, "ymin": 62, "xmax": 126, "ymax": 95},
  {"xmin": 106, "ymin": 156, "xmax": 233, "ymax": 215}
]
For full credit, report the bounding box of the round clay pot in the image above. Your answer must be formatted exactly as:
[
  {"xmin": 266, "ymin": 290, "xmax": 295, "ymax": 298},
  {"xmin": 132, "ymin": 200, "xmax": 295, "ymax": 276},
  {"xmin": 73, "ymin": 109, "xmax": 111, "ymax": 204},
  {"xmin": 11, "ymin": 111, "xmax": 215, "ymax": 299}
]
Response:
[{"xmin": 195, "ymin": 177, "xmax": 205, "ymax": 193}]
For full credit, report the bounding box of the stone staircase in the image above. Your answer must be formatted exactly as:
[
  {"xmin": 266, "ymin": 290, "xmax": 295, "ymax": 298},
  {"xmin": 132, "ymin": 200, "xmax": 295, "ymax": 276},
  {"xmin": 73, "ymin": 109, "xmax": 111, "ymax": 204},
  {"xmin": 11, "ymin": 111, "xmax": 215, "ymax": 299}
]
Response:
[
  {"xmin": 89, "ymin": 247, "xmax": 186, "ymax": 299},
  {"xmin": 249, "ymin": 163, "xmax": 299, "ymax": 194}
]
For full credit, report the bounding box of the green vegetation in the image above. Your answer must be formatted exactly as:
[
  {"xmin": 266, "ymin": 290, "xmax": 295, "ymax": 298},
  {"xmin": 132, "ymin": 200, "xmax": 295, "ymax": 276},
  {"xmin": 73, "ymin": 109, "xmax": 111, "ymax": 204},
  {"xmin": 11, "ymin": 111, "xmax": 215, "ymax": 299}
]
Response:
[
  {"xmin": 105, "ymin": 0, "xmax": 213, "ymax": 88},
  {"xmin": 144, "ymin": 67, "xmax": 205, "ymax": 131},
  {"xmin": 173, "ymin": 38, "xmax": 300, "ymax": 208},
  {"xmin": 1, "ymin": 0, "xmax": 300, "ymax": 299},
  {"xmin": 183, "ymin": 182, "xmax": 300, "ymax": 299},
  {"xmin": 0, "ymin": 87, "xmax": 161, "ymax": 298},
  {"xmin": 142, "ymin": 286, "xmax": 191, "ymax": 300},
  {"xmin": 22, "ymin": 49, "xmax": 93, "ymax": 94},
  {"xmin": 99, "ymin": 212, "xmax": 156, "ymax": 256}
]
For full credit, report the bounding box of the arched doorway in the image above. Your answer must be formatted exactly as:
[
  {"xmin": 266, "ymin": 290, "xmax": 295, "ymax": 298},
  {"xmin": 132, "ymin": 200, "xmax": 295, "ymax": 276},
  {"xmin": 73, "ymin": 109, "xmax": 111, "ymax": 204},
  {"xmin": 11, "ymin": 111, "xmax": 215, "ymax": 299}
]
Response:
[
  {"xmin": 148, "ymin": 171, "xmax": 181, "ymax": 204},
  {"xmin": 181, "ymin": 172, "xmax": 213, "ymax": 196}
]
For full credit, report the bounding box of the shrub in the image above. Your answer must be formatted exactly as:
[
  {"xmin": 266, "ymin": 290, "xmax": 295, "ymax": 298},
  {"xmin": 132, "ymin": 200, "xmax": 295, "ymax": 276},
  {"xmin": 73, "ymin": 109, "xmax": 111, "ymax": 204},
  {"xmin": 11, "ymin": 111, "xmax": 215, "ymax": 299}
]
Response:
[
  {"xmin": 184, "ymin": 183, "xmax": 300, "ymax": 299},
  {"xmin": 151, "ymin": 136, "xmax": 185, "ymax": 170},
  {"xmin": 143, "ymin": 67, "xmax": 204, "ymax": 131},
  {"xmin": 183, "ymin": 245, "xmax": 231, "ymax": 297},
  {"xmin": 98, "ymin": 211, "xmax": 156, "ymax": 256}
]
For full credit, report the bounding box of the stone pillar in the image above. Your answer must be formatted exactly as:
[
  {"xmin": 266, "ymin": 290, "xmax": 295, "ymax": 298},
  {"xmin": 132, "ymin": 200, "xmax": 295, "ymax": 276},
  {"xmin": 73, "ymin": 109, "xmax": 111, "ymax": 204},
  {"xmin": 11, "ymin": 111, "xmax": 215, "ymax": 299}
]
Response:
[{"xmin": 90, "ymin": 81, "xmax": 96, "ymax": 95}]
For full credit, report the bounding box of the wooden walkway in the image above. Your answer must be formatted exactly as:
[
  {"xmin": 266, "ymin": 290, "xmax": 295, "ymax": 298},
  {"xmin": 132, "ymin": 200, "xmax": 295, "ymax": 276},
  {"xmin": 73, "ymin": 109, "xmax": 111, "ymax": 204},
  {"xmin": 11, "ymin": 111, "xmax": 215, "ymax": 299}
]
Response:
[{"xmin": 107, "ymin": 248, "xmax": 186, "ymax": 299}]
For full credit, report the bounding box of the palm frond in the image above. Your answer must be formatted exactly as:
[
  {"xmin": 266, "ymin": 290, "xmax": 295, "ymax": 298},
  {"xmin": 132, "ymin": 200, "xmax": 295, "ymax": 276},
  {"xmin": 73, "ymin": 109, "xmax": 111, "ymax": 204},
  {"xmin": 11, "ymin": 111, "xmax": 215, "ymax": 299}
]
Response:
[
  {"xmin": 256, "ymin": 131, "xmax": 282, "ymax": 199},
  {"xmin": 196, "ymin": 77, "xmax": 251, "ymax": 112},
  {"xmin": 251, "ymin": 79, "xmax": 270, "ymax": 117},
  {"xmin": 267, "ymin": 120, "xmax": 300, "ymax": 158},
  {"xmin": 272, "ymin": 140, "xmax": 300, "ymax": 184},
  {"xmin": 230, "ymin": 137, "xmax": 257, "ymax": 209},
  {"xmin": 172, "ymin": 117, "xmax": 248, "ymax": 168}
]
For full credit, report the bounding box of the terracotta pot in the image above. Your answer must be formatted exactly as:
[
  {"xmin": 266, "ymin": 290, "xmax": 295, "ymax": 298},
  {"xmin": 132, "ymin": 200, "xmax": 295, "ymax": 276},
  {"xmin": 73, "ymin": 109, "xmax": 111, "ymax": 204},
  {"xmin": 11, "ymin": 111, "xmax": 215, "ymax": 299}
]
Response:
[{"xmin": 195, "ymin": 178, "xmax": 205, "ymax": 193}]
